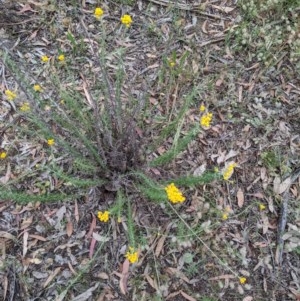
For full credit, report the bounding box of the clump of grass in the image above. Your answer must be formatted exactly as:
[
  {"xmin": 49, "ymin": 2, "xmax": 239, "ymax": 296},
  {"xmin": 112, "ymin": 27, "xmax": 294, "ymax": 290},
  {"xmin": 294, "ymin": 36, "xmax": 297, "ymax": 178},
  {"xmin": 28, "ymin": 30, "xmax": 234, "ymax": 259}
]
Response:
[{"xmin": 229, "ymin": 0, "xmax": 299, "ymax": 67}]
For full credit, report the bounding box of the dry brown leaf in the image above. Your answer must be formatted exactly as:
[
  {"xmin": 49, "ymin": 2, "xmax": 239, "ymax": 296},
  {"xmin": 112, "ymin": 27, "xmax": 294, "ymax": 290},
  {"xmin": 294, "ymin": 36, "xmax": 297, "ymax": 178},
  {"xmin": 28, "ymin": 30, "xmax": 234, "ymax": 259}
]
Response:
[
  {"xmin": 28, "ymin": 258, "xmax": 42, "ymax": 264},
  {"xmin": 215, "ymin": 78, "xmax": 224, "ymax": 87},
  {"xmin": 262, "ymin": 215, "xmax": 269, "ymax": 234},
  {"xmin": 254, "ymin": 192, "xmax": 265, "ymax": 199},
  {"xmin": 0, "ymin": 231, "xmax": 16, "ymax": 240},
  {"xmin": 66, "ymin": 216, "xmax": 73, "ymax": 237},
  {"xmin": 0, "ymin": 205, "xmax": 7, "ymax": 213},
  {"xmin": 96, "ymin": 272, "xmax": 109, "ymax": 279},
  {"xmin": 3, "ymin": 275, "xmax": 8, "ymax": 301},
  {"xmin": 278, "ymin": 177, "xmax": 291, "ymax": 194},
  {"xmin": 55, "ymin": 205, "xmax": 66, "ymax": 229},
  {"xmin": 291, "ymin": 186, "xmax": 298, "ymax": 197},
  {"xmin": 20, "ymin": 216, "xmax": 33, "ymax": 230},
  {"xmin": 23, "ymin": 231, "xmax": 29, "ymax": 257},
  {"xmin": 238, "ymin": 85, "xmax": 243, "ymax": 102},
  {"xmin": 237, "ymin": 188, "xmax": 244, "ymax": 208},
  {"xmin": 155, "ymin": 223, "xmax": 173, "ymax": 256},
  {"xmin": 245, "ymin": 63, "xmax": 260, "ymax": 71},
  {"xmin": 211, "ymin": 5, "xmax": 235, "ymax": 13},
  {"xmin": 29, "ymin": 234, "xmax": 47, "ymax": 241},
  {"xmin": 267, "ymin": 197, "xmax": 275, "ymax": 213},
  {"xmin": 17, "ymin": 3, "xmax": 35, "ymax": 14},
  {"xmin": 74, "ymin": 199, "xmax": 79, "ymax": 222},
  {"xmin": 28, "ymin": 30, "xmax": 38, "ymax": 40},
  {"xmin": 225, "ymin": 150, "xmax": 238, "ymax": 161},
  {"xmin": 54, "ymin": 242, "xmax": 79, "ymax": 252},
  {"xmin": 82, "ymin": 77, "xmax": 95, "ymax": 109},
  {"xmin": 145, "ymin": 274, "xmax": 158, "ymax": 290},
  {"xmin": 0, "ymin": 163, "xmax": 11, "ymax": 184},
  {"xmin": 273, "ymin": 176, "xmax": 281, "ymax": 194},
  {"xmin": 289, "ymin": 288, "xmax": 300, "ymax": 301},
  {"xmin": 201, "ymin": 20, "xmax": 208, "ymax": 34},
  {"xmin": 263, "ymin": 276, "xmax": 268, "ymax": 292},
  {"xmin": 166, "ymin": 291, "xmax": 181, "ymax": 300},
  {"xmin": 120, "ymin": 259, "xmax": 129, "ymax": 295},
  {"xmin": 72, "ymin": 283, "xmax": 99, "ymax": 301},
  {"xmin": 68, "ymin": 261, "xmax": 77, "ymax": 276},
  {"xmin": 43, "ymin": 267, "xmax": 61, "ymax": 288},
  {"xmin": 155, "ymin": 234, "xmax": 167, "ymax": 257},
  {"xmin": 193, "ymin": 164, "xmax": 206, "ymax": 177},
  {"xmin": 180, "ymin": 290, "xmax": 197, "ymax": 301},
  {"xmin": 89, "ymin": 237, "xmax": 96, "ymax": 259},
  {"xmin": 92, "ymin": 232, "xmax": 110, "ymax": 242},
  {"xmin": 209, "ymin": 274, "xmax": 235, "ymax": 280},
  {"xmin": 243, "ymin": 297, "xmax": 253, "ymax": 301}
]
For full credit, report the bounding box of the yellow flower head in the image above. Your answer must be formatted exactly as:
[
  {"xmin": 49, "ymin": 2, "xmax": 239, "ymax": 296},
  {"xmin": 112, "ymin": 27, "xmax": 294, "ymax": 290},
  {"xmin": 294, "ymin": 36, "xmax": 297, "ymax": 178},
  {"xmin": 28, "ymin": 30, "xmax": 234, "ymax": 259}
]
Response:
[
  {"xmin": 222, "ymin": 213, "xmax": 228, "ymax": 220},
  {"xmin": 33, "ymin": 84, "xmax": 42, "ymax": 92},
  {"xmin": 58, "ymin": 54, "xmax": 65, "ymax": 62},
  {"xmin": 121, "ymin": 14, "xmax": 132, "ymax": 28},
  {"xmin": 47, "ymin": 139, "xmax": 55, "ymax": 146},
  {"xmin": 20, "ymin": 102, "xmax": 30, "ymax": 112},
  {"xmin": 199, "ymin": 104, "xmax": 206, "ymax": 112},
  {"xmin": 5, "ymin": 89, "xmax": 17, "ymax": 101},
  {"xmin": 200, "ymin": 112, "xmax": 213, "ymax": 129},
  {"xmin": 168, "ymin": 60, "xmax": 176, "ymax": 67},
  {"xmin": 223, "ymin": 162, "xmax": 237, "ymax": 181},
  {"xmin": 0, "ymin": 151, "xmax": 7, "ymax": 159},
  {"xmin": 259, "ymin": 203, "xmax": 266, "ymax": 211},
  {"xmin": 165, "ymin": 183, "xmax": 186, "ymax": 204},
  {"xmin": 94, "ymin": 7, "xmax": 104, "ymax": 20},
  {"xmin": 41, "ymin": 55, "xmax": 49, "ymax": 62},
  {"xmin": 97, "ymin": 210, "xmax": 110, "ymax": 222},
  {"xmin": 125, "ymin": 246, "xmax": 138, "ymax": 264},
  {"xmin": 239, "ymin": 277, "xmax": 247, "ymax": 284}
]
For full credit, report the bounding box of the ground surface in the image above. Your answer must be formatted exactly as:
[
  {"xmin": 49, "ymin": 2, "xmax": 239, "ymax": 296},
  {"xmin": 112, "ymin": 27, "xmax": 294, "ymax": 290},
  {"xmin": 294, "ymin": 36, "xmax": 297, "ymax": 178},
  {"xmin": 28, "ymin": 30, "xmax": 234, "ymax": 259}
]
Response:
[{"xmin": 0, "ymin": 0, "xmax": 300, "ymax": 301}]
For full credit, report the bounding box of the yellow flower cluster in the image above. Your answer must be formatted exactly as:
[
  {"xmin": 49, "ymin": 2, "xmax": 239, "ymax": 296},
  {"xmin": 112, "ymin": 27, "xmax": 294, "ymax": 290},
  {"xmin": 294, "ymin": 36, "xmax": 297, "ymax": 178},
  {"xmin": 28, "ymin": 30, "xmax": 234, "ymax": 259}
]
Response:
[
  {"xmin": 168, "ymin": 59, "xmax": 176, "ymax": 67},
  {"xmin": 5, "ymin": 90, "xmax": 17, "ymax": 101},
  {"xmin": 222, "ymin": 206, "xmax": 231, "ymax": 220},
  {"xmin": 125, "ymin": 246, "xmax": 138, "ymax": 264},
  {"xmin": 222, "ymin": 213, "xmax": 228, "ymax": 220},
  {"xmin": 47, "ymin": 139, "xmax": 55, "ymax": 146},
  {"xmin": 41, "ymin": 55, "xmax": 49, "ymax": 62},
  {"xmin": 97, "ymin": 210, "xmax": 110, "ymax": 222},
  {"xmin": 223, "ymin": 162, "xmax": 237, "ymax": 181},
  {"xmin": 259, "ymin": 203, "xmax": 266, "ymax": 211},
  {"xmin": 94, "ymin": 7, "xmax": 104, "ymax": 19},
  {"xmin": 200, "ymin": 112, "xmax": 213, "ymax": 129},
  {"xmin": 199, "ymin": 104, "xmax": 206, "ymax": 112},
  {"xmin": 20, "ymin": 102, "xmax": 30, "ymax": 112},
  {"xmin": 239, "ymin": 277, "xmax": 247, "ymax": 284},
  {"xmin": 121, "ymin": 14, "xmax": 132, "ymax": 28},
  {"xmin": 33, "ymin": 84, "xmax": 42, "ymax": 92},
  {"xmin": 94, "ymin": 7, "xmax": 104, "ymax": 20},
  {"xmin": 165, "ymin": 183, "xmax": 185, "ymax": 204},
  {"xmin": 0, "ymin": 151, "xmax": 7, "ymax": 159},
  {"xmin": 58, "ymin": 54, "xmax": 65, "ymax": 62}
]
